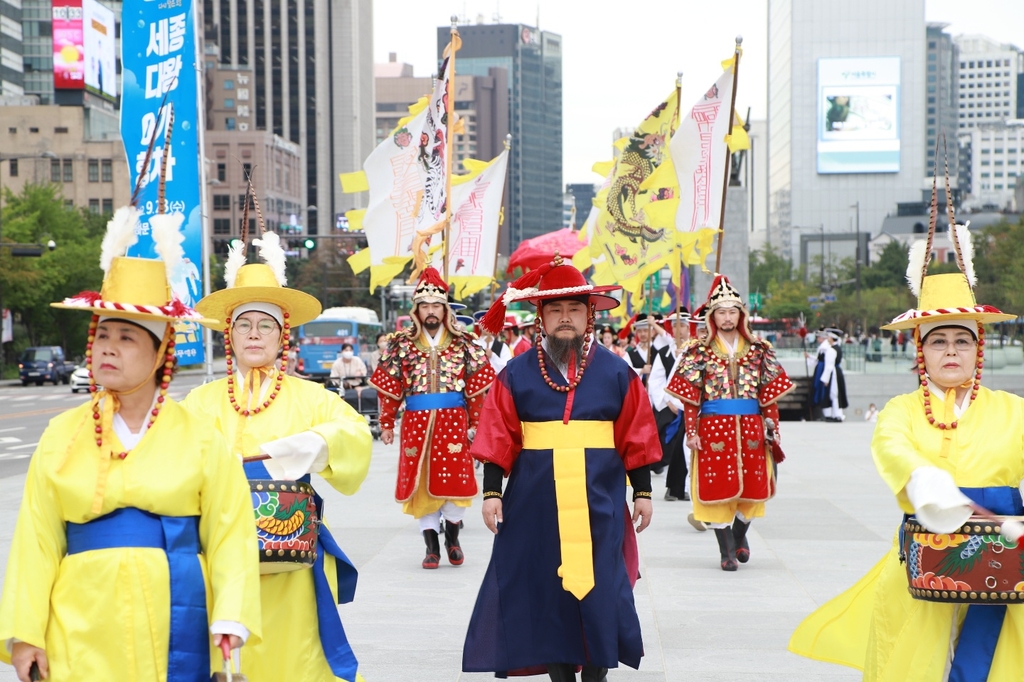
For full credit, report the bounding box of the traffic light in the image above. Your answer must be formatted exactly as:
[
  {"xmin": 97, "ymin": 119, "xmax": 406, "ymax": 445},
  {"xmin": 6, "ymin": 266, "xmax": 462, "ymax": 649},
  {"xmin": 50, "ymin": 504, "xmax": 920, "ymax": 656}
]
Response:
[{"xmin": 303, "ymin": 238, "xmax": 316, "ymax": 250}]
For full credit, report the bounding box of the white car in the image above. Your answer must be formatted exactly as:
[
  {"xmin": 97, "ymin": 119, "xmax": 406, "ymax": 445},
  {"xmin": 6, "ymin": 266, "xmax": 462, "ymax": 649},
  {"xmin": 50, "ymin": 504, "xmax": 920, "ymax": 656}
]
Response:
[{"xmin": 70, "ymin": 366, "xmax": 94, "ymax": 393}]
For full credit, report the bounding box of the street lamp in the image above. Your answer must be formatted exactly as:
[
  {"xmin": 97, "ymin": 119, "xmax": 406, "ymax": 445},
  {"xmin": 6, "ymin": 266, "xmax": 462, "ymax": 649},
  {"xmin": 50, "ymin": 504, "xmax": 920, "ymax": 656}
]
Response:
[{"xmin": 0, "ymin": 151, "xmax": 57, "ymax": 382}]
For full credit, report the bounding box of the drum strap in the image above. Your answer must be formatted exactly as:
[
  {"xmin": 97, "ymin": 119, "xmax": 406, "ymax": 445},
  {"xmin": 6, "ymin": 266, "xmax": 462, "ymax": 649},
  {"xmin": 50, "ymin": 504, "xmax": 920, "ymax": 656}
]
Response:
[
  {"xmin": 949, "ymin": 486, "xmax": 1023, "ymax": 682},
  {"xmin": 243, "ymin": 461, "xmax": 360, "ymax": 680},
  {"xmin": 66, "ymin": 508, "xmax": 207, "ymax": 682}
]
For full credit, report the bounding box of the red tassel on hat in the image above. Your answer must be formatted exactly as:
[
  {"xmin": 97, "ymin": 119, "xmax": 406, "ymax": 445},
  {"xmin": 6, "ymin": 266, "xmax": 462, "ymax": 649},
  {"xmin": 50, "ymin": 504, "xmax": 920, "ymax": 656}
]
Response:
[
  {"xmin": 480, "ymin": 262, "xmax": 555, "ymax": 335},
  {"xmin": 417, "ymin": 266, "xmax": 448, "ymax": 292},
  {"xmin": 618, "ymin": 314, "xmax": 638, "ymax": 341}
]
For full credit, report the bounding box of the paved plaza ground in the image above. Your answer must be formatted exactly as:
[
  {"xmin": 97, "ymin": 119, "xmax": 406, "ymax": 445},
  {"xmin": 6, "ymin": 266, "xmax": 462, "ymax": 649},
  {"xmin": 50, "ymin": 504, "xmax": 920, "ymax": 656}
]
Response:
[{"xmin": 0, "ymin": 419, "xmax": 902, "ymax": 681}]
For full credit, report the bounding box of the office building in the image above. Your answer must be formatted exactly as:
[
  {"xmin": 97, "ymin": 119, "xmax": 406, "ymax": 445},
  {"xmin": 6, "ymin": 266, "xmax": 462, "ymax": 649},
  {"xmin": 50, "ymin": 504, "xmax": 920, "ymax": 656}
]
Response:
[
  {"xmin": 767, "ymin": 0, "xmax": 926, "ymax": 264},
  {"xmin": 0, "ymin": 0, "xmax": 23, "ymax": 96},
  {"xmin": 565, "ymin": 182, "xmax": 596, "ymax": 228},
  {"xmin": 955, "ymin": 34, "xmax": 1023, "ymax": 131},
  {"xmin": 442, "ymin": 23, "xmax": 562, "ymax": 251},
  {"xmin": 962, "ymin": 119, "xmax": 1024, "ymax": 210},
  {"xmin": 201, "ymin": 0, "xmax": 374, "ymax": 236},
  {"xmin": 927, "ymin": 23, "xmax": 959, "ymax": 178}
]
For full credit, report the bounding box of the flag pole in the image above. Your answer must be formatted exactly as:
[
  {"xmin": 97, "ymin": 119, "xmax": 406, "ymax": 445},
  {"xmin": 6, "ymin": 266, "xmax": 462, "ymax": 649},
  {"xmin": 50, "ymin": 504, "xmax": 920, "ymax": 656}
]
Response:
[
  {"xmin": 443, "ymin": 15, "xmax": 459, "ymax": 282},
  {"xmin": 674, "ymin": 71, "xmax": 685, "ymax": 348},
  {"xmin": 714, "ymin": 36, "xmax": 742, "ymax": 274}
]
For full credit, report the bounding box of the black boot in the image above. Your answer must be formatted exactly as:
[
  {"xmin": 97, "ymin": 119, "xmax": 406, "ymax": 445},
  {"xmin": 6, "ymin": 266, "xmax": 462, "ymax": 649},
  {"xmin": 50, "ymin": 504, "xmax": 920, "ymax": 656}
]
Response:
[
  {"xmin": 581, "ymin": 666, "xmax": 609, "ymax": 682},
  {"xmin": 714, "ymin": 528, "xmax": 738, "ymax": 571},
  {"xmin": 422, "ymin": 529, "xmax": 440, "ymax": 569},
  {"xmin": 546, "ymin": 663, "xmax": 576, "ymax": 682},
  {"xmin": 444, "ymin": 520, "xmax": 464, "ymax": 566},
  {"xmin": 733, "ymin": 517, "xmax": 751, "ymax": 564}
]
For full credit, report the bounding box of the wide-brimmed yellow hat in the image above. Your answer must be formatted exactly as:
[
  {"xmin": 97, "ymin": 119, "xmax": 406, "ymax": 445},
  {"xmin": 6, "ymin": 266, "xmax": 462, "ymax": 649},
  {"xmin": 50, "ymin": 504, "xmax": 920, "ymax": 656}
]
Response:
[
  {"xmin": 195, "ymin": 232, "xmax": 321, "ymax": 332},
  {"xmin": 883, "ymin": 273, "xmax": 1015, "ymax": 331},
  {"xmin": 51, "ymin": 209, "xmax": 215, "ymax": 326},
  {"xmin": 52, "ymin": 256, "xmax": 217, "ymax": 326}
]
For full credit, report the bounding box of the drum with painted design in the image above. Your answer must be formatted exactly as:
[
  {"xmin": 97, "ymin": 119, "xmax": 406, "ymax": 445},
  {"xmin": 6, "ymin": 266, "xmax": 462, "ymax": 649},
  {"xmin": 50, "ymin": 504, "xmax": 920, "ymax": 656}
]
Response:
[
  {"xmin": 902, "ymin": 515, "xmax": 1024, "ymax": 604},
  {"xmin": 250, "ymin": 479, "xmax": 319, "ymax": 573}
]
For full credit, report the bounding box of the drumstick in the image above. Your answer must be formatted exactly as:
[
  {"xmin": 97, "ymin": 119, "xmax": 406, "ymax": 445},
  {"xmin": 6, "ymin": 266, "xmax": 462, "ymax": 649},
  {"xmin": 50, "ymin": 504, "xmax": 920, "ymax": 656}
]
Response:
[
  {"xmin": 969, "ymin": 503, "xmax": 1024, "ymax": 543},
  {"xmin": 242, "ymin": 454, "xmax": 271, "ymax": 463}
]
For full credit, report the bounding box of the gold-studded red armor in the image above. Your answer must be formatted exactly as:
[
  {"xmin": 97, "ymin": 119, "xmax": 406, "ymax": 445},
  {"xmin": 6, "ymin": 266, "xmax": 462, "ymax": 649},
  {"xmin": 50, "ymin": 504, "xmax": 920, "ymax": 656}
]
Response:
[
  {"xmin": 666, "ymin": 338, "xmax": 793, "ymax": 504},
  {"xmin": 370, "ymin": 331, "xmax": 495, "ymax": 502}
]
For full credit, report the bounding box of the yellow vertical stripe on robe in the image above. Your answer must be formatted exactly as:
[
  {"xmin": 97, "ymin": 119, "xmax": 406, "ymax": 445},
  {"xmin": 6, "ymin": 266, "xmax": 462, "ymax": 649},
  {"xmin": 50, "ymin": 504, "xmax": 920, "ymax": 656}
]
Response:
[{"xmin": 522, "ymin": 420, "xmax": 615, "ymax": 601}]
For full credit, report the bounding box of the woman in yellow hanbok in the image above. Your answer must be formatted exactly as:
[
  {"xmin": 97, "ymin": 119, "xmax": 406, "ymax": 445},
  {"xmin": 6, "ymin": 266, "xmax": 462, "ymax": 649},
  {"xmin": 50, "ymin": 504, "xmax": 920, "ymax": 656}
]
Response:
[
  {"xmin": 181, "ymin": 230, "xmax": 372, "ymax": 682},
  {"xmin": 789, "ymin": 217, "xmax": 1023, "ymax": 681},
  {"xmin": 0, "ymin": 209, "xmax": 261, "ymax": 682}
]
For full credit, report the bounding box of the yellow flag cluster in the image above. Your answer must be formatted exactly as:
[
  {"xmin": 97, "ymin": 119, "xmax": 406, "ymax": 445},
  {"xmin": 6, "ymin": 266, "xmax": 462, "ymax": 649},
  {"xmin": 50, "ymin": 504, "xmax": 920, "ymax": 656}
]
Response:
[{"xmin": 576, "ymin": 55, "xmax": 743, "ymax": 299}]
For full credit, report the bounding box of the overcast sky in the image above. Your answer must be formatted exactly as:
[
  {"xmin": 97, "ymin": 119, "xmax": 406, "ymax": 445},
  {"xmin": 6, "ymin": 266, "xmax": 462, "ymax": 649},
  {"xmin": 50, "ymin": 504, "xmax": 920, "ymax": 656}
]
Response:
[{"xmin": 372, "ymin": 0, "xmax": 1024, "ymax": 184}]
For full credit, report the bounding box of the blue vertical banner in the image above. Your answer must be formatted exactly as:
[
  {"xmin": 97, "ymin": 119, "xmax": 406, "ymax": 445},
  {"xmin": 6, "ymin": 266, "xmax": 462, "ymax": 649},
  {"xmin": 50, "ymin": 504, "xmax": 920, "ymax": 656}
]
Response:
[{"xmin": 120, "ymin": 0, "xmax": 204, "ymax": 364}]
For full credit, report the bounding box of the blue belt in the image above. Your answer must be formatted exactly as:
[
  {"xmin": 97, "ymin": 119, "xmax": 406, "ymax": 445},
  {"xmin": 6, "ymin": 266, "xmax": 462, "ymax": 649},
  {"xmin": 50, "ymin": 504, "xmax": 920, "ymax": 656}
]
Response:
[
  {"xmin": 405, "ymin": 392, "xmax": 466, "ymax": 411},
  {"xmin": 699, "ymin": 398, "xmax": 760, "ymax": 416},
  {"xmin": 243, "ymin": 461, "xmax": 359, "ymax": 681},
  {"xmin": 947, "ymin": 487, "xmax": 1022, "ymax": 682},
  {"xmin": 66, "ymin": 508, "xmax": 207, "ymax": 682}
]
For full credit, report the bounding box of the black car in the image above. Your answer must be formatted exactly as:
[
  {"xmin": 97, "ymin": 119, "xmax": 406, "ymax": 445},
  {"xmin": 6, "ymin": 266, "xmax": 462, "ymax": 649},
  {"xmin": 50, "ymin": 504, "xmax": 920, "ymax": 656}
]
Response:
[{"xmin": 18, "ymin": 346, "xmax": 72, "ymax": 386}]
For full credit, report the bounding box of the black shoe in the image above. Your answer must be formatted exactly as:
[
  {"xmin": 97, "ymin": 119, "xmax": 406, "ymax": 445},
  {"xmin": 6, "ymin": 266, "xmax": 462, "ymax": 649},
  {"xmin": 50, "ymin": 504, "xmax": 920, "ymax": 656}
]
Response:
[
  {"xmin": 682, "ymin": 491, "xmax": 691, "ymax": 501},
  {"xmin": 443, "ymin": 520, "xmax": 464, "ymax": 566},
  {"xmin": 714, "ymin": 528, "xmax": 738, "ymax": 571},
  {"xmin": 547, "ymin": 663, "xmax": 576, "ymax": 682},
  {"xmin": 663, "ymin": 490, "xmax": 679, "ymax": 501},
  {"xmin": 581, "ymin": 666, "xmax": 609, "ymax": 682},
  {"xmin": 422, "ymin": 530, "xmax": 440, "ymax": 569},
  {"xmin": 733, "ymin": 518, "xmax": 751, "ymax": 564}
]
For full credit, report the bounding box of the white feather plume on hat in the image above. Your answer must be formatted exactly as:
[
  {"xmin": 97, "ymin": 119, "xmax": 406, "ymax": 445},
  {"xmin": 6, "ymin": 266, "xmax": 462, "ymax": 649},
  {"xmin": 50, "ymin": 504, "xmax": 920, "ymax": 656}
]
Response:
[
  {"xmin": 252, "ymin": 231, "xmax": 287, "ymax": 286},
  {"xmin": 224, "ymin": 239, "xmax": 247, "ymax": 289},
  {"xmin": 905, "ymin": 239, "xmax": 929, "ymax": 299},
  {"xmin": 150, "ymin": 213, "xmax": 185, "ymax": 284},
  {"xmin": 99, "ymin": 206, "xmax": 141, "ymax": 274},
  {"xmin": 948, "ymin": 221, "xmax": 976, "ymax": 287}
]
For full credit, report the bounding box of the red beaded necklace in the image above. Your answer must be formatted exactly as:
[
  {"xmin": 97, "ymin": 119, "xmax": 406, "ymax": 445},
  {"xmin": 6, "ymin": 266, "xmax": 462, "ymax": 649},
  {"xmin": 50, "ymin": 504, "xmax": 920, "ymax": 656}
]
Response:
[
  {"xmin": 87, "ymin": 314, "xmax": 176, "ymax": 460},
  {"xmin": 535, "ymin": 305, "xmax": 595, "ymax": 393},
  {"xmin": 224, "ymin": 311, "xmax": 290, "ymax": 416},
  {"xmin": 917, "ymin": 325, "xmax": 984, "ymax": 430}
]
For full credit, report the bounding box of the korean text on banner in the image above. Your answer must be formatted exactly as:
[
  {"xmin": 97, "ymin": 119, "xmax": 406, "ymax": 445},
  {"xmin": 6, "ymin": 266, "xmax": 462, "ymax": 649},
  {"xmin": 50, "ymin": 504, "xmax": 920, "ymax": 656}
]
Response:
[
  {"xmin": 120, "ymin": 2, "xmax": 204, "ymax": 364},
  {"xmin": 445, "ymin": 149, "xmax": 509, "ymax": 299}
]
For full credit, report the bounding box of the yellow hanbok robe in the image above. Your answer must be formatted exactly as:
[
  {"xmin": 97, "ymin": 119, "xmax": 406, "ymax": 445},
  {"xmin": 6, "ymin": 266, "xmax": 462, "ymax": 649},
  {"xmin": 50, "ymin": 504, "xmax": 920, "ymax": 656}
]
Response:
[
  {"xmin": 789, "ymin": 386, "xmax": 1024, "ymax": 680},
  {"xmin": 0, "ymin": 400, "xmax": 261, "ymax": 681},
  {"xmin": 181, "ymin": 374, "xmax": 372, "ymax": 682}
]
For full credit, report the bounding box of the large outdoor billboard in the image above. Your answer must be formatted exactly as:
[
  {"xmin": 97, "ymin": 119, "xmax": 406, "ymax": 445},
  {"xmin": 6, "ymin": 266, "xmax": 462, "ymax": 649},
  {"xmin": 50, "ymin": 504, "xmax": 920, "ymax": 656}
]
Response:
[
  {"xmin": 83, "ymin": 0, "xmax": 116, "ymax": 100},
  {"xmin": 817, "ymin": 57, "xmax": 901, "ymax": 174},
  {"xmin": 52, "ymin": 0, "xmax": 84, "ymax": 90}
]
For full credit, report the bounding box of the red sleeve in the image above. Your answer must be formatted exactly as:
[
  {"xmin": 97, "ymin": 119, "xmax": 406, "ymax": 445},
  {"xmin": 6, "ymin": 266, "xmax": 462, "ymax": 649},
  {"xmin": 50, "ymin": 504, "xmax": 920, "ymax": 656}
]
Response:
[
  {"xmin": 378, "ymin": 392, "xmax": 401, "ymax": 431},
  {"xmin": 759, "ymin": 372, "xmax": 794, "ymax": 407},
  {"xmin": 762, "ymin": 401, "xmax": 780, "ymax": 429},
  {"xmin": 615, "ymin": 374, "xmax": 662, "ymax": 470},
  {"xmin": 665, "ymin": 370, "xmax": 701, "ymax": 406},
  {"xmin": 469, "ymin": 375, "xmax": 522, "ymax": 474},
  {"xmin": 683, "ymin": 402, "xmax": 700, "ymax": 438}
]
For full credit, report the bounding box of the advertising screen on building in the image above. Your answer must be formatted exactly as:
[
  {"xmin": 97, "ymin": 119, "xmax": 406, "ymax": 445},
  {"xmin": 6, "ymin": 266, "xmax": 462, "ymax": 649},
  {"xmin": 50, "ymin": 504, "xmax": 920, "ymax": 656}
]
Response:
[
  {"xmin": 817, "ymin": 57, "xmax": 901, "ymax": 174},
  {"xmin": 83, "ymin": 0, "xmax": 116, "ymax": 100},
  {"xmin": 52, "ymin": 0, "xmax": 85, "ymax": 90}
]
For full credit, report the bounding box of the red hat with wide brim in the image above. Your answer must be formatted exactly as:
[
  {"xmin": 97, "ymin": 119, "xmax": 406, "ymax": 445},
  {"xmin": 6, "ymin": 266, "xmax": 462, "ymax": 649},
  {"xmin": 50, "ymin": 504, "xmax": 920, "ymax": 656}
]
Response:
[{"xmin": 521, "ymin": 264, "xmax": 621, "ymax": 311}]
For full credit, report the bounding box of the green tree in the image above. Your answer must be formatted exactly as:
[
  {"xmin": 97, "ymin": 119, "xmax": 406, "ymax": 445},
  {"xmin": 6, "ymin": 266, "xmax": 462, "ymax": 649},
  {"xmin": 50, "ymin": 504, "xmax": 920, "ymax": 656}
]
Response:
[
  {"xmin": 860, "ymin": 240, "xmax": 909, "ymax": 289},
  {"xmin": 749, "ymin": 245, "xmax": 793, "ymax": 294},
  {"xmin": 0, "ymin": 183, "xmax": 104, "ymax": 360}
]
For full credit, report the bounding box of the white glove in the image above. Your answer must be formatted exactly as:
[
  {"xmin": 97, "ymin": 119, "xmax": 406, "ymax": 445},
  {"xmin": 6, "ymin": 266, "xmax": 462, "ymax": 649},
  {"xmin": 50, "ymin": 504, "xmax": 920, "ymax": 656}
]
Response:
[
  {"xmin": 259, "ymin": 430, "xmax": 329, "ymax": 480},
  {"xmin": 905, "ymin": 466, "xmax": 973, "ymax": 534}
]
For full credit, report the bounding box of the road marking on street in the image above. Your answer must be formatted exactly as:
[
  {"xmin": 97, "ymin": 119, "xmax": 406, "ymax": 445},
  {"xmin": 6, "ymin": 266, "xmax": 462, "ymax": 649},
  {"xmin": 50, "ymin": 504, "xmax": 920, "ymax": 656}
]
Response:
[
  {"xmin": 42, "ymin": 395, "xmax": 69, "ymax": 401},
  {"xmin": 0, "ymin": 406, "xmax": 66, "ymax": 420},
  {"xmin": 0, "ymin": 454, "xmax": 31, "ymax": 460},
  {"xmin": 10, "ymin": 396, "xmax": 36, "ymax": 402},
  {"xmin": 0, "ymin": 437, "xmax": 22, "ymax": 445},
  {"xmin": 5, "ymin": 442, "xmax": 38, "ymax": 451},
  {"xmin": 0, "ymin": 427, "xmax": 25, "ymax": 434}
]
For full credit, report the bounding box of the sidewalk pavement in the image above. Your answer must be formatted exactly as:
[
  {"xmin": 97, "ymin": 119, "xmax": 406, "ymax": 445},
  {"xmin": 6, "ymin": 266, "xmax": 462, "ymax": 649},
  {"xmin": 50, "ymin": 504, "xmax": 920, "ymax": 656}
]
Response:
[{"xmin": 0, "ymin": 421, "xmax": 893, "ymax": 681}]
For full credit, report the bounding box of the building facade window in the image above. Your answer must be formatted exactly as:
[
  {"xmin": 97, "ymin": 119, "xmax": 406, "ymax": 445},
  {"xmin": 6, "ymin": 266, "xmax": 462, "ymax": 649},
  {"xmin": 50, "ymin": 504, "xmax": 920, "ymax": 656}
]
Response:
[
  {"xmin": 89, "ymin": 199, "xmax": 100, "ymax": 213},
  {"xmin": 226, "ymin": 118, "xmax": 236, "ymax": 130},
  {"xmin": 62, "ymin": 159, "xmax": 72, "ymax": 182},
  {"xmin": 9, "ymin": 159, "xmax": 17, "ymax": 177},
  {"xmin": 217, "ymin": 163, "xmax": 226, "ymax": 182},
  {"xmin": 213, "ymin": 195, "xmax": 231, "ymax": 210},
  {"xmin": 213, "ymin": 218, "xmax": 232, "ymax": 234},
  {"xmin": 51, "ymin": 159, "xmax": 61, "ymax": 182},
  {"xmin": 102, "ymin": 198, "xmax": 113, "ymax": 214},
  {"xmin": 101, "ymin": 159, "xmax": 112, "ymax": 182},
  {"xmin": 88, "ymin": 159, "xmax": 99, "ymax": 182}
]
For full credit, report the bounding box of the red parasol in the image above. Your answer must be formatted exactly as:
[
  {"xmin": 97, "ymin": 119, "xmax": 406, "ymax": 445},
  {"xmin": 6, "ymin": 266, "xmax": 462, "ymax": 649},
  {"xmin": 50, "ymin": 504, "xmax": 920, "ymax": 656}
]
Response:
[{"xmin": 505, "ymin": 228, "xmax": 587, "ymax": 274}]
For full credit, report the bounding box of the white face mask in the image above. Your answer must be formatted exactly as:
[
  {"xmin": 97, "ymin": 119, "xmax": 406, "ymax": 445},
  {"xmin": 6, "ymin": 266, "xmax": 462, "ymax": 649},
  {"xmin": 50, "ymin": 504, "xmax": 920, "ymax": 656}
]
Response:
[{"xmin": 341, "ymin": 350, "xmax": 354, "ymax": 360}]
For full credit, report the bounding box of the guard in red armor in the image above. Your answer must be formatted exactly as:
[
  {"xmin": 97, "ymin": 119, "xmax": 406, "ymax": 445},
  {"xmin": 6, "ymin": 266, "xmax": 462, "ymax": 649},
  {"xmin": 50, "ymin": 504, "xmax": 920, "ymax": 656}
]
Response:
[
  {"xmin": 369, "ymin": 268, "xmax": 495, "ymax": 569},
  {"xmin": 665, "ymin": 274, "xmax": 793, "ymax": 571}
]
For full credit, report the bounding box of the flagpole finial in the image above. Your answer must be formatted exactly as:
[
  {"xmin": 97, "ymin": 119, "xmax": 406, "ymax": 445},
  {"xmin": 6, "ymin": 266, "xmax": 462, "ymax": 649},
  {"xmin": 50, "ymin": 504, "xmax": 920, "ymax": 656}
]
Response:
[
  {"xmin": 735, "ymin": 35, "xmax": 743, "ymax": 47},
  {"xmin": 676, "ymin": 71, "xmax": 683, "ymax": 86},
  {"xmin": 451, "ymin": 14, "xmax": 459, "ymax": 27},
  {"xmin": 504, "ymin": 133, "xmax": 512, "ymax": 150}
]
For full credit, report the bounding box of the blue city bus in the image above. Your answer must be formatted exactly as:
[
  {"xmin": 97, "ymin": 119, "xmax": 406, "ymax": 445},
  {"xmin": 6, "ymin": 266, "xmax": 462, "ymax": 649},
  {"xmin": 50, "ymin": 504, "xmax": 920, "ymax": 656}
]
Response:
[{"xmin": 294, "ymin": 307, "xmax": 382, "ymax": 381}]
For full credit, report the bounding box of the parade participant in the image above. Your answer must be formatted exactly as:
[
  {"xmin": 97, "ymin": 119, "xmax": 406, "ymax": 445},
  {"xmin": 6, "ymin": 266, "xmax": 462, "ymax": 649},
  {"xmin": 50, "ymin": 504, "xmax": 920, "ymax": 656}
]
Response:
[
  {"xmin": 369, "ymin": 268, "xmax": 495, "ymax": 569},
  {"xmin": 519, "ymin": 318, "xmax": 538, "ymax": 345},
  {"xmin": 330, "ymin": 343, "xmax": 368, "ymax": 389},
  {"xmin": 684, "ymin": 304, "xmax": 708, "ymax": 530},
  {"xmin": 474, "ymin": 311, "xmax": 513, "ymax": 374},
  {"xmin": 812, "ymin": 328, "xmax": 847, "ymax": 422},
  {"xmin": 184, "ymin": 231, "xmax": 372, "ymax": 682},
  {"xmin": 464, "ymin": 256, "xmax": 660, "ymax": 681},
  {"xmin": 625, "ymin": 314, "xmax": 659, "ymax": 381},
  {"xmin": 666, "ymin": 275, "xmax": 793, "ymax": 571},
  {"xmin": 659, "ymin": 311, "xmax": 691, "ymax": 501},
  {"xmin": 598, "ymin": 324, "xmax": 627, "ymax": 360},
  {"xmin": 789, "ymin": 220, "xmax": 1022, "ymax": 680},
  {"xmin": 0, "ymin": 209, "xmax": 260, "ymax": 682},
  {"xmin": 505, "ymin": 316, "xmax": 532, "ymax": 356}
]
